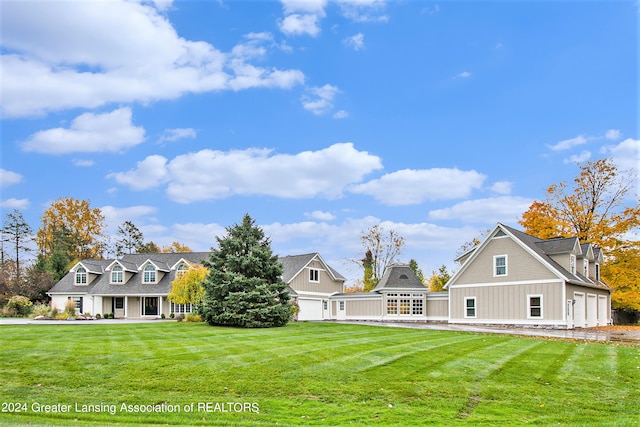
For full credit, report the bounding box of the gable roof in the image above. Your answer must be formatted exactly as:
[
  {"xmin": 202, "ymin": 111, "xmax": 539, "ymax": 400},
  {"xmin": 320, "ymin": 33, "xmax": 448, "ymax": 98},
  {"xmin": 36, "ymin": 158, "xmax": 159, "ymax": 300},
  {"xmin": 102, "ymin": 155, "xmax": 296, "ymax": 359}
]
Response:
[
  {"xmin": 373, "ymin": 264, "xmax": 428, "ymax": 291},
  {"xmin": 278, "ymin": 253, "xmax": 346, "ymax": 283},
  {"xmin": 446, "ymin": 223, "xmax": 609, "ymax": 291}
]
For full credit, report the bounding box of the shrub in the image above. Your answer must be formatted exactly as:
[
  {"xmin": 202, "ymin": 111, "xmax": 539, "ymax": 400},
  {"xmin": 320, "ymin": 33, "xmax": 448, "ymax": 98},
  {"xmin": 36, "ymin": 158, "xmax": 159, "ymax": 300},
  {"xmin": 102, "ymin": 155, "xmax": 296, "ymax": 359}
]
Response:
[
  {"xmin": 7, "ymin": 295, "xmax": 33, "ymax": 317},
  {"xmin": 64, "ymin": 299, "xmax": 77, "ymax": 316},
  {"xmin": 170, "ymin": 312, "xmax": 175, "ymax": 319},
  {"xmin": 185, "ymin": 313, "xmax": 202, "ymax": 322},
  {"xmin": 55, "ymin": 312, "xmax": 69, "ymax": 320},
  {"xmin": 161, "ymin": 313, "xmax": 166, "ymax": 319},
  {"xmin": 31, "ymin": 303, "xmax": 51, "ymax": 318},
  {"xmin": 95, "ymin": 313, "xmax": 101, "ymax": 319},
  {"xmin": 176, "ymin": 314, "xmax": 185, "ymax": 322},
  {"xmin": 290, "ymin": 301, "xmax": 300, "ymax": 321}
]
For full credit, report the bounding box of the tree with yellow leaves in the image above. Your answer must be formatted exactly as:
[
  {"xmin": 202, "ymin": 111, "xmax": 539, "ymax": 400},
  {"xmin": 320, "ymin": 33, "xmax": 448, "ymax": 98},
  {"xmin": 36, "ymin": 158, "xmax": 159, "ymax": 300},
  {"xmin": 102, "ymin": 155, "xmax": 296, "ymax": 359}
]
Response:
[
  {"xmin": 36, "ymin": 197, "xmax": 106, "ymax": 261},
  {"xmin": 519, "ymin": 158, "xmax": 640, "ymax": 312},
  {"xmin": 167, "ymin": 264, "xmax": 208, "ymax": 308}
]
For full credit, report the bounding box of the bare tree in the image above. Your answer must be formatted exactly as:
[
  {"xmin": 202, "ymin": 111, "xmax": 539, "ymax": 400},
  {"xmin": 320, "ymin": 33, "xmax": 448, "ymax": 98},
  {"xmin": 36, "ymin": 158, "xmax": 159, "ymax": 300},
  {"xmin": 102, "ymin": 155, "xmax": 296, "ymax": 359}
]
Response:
[{"xmin": 359, "ymin": 224, "xmax": 405, "ymax": 282}]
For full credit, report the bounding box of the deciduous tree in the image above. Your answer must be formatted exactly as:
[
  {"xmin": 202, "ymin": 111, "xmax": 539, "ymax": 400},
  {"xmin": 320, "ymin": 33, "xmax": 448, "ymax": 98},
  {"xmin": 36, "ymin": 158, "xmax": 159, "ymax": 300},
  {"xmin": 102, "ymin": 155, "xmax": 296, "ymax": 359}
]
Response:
[
  {"xmin": 168, "ymin": 264, "xmax": 207, "ymax": 307},
  {"xmin": 160, "ymin": 242, "xmax": 192, "ymax": 253},
  {"xmin": 200, "ymin": 214, "xmax": 291, "ymax": 328},
  {"xmin": 359, "ymin": 224, "xmax": 405, "ymax": 284},
  {"xmin": 115, "ymin": 221, "xmax": 144, "ymax": 256},
  {"xmin": 36, "ymin": 197, "xmax": 106, "ymax": 261},
  {"xmin": 428, "ymin": 265, "xmax": 451, "ymax": 292}
]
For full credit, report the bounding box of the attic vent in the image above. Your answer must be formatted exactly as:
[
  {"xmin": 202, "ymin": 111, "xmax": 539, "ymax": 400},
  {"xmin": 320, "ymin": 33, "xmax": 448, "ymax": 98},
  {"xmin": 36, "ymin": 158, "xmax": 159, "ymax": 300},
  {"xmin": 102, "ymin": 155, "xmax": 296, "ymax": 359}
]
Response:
[
  {"xmin": 494, "ymin": 229, "xmax": 507, "ymax": 238},
  {"xmin": 399, "ymin": 274, "xmax": 409, "ymax": 280}
]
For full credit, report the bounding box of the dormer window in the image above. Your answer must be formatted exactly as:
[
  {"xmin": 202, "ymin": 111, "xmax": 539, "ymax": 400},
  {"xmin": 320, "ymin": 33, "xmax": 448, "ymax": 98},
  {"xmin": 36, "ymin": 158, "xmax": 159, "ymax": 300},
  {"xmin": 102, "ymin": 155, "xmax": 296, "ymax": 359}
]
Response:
[
  {"xmin": 570, "ymin": 255, "xmax": 576, "ymax": 275},
  {"xmin": 595, "ymin": 263, "xmax": 600, "ymax": 281},
  {"xmin": 111, "ymin": 265, "xmax": 124, "ymax": 284},
  {"xmin": 75, "ymin": 267, "xmax": 87, "ymax": 285},
  {"xmin": 583, "ymin": 259, "xmax": 588, "ymax": 277},
  {"xmin": 176, "ymin": 263, "xmax": 189, "ymax": 278},
  {"xmin": 143, "ymin": 265, "xmax": 157, "ymax": 284}
]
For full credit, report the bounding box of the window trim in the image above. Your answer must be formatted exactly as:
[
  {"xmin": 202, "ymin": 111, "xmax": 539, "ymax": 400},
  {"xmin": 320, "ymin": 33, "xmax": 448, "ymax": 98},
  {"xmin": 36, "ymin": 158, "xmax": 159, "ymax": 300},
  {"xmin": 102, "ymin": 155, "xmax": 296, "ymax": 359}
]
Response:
[
  {"xmin": 527, "ymin": 294, "xmax": 543, "ymax": 319},
  {"xmin": 143, "ymin": 264, "xmax": 157, "ymax": 284},
  {"xmin": 309, "ymin": 268, "xmax": 320, "ymax": 283},
  {"xmin": 464, "ymin": 297, "xmax": 477, "ymax": 318},
  {"xmin": 176, "ymin": 262, "xmax": 189, "ymax": 278},
  {"xmin": 75, "ymin": 267, "xmax": 87, "ymax": 285},
  {"xmin": 595, "ymin": 263, "xmax": 600, "ymax": 281},
  {"xmin": 570, "ymin": 254, "xmax": 576, "ymax": 275},
  {"xmin": 493, "ymin": 255, "xmax": 508, "ymax": 277},
  {"xmin": 111, "ymin": 265, "xmax": 124, "ymax": 284},
  {"xmin": 583, "ymin": 259, "xmax": 588, "ymax": 277}
]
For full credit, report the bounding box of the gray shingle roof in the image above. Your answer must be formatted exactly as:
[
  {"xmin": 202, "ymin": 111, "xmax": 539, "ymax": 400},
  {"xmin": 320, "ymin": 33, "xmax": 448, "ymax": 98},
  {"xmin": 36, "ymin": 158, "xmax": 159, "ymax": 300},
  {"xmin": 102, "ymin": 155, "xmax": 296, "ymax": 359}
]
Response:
[
  {"xmin": 373, "ymin": 264, "xmax": 428, "ymax": 291},
  {"xmin": 278, "ymin": 253, "xmax": 346, "ymax": 283}
]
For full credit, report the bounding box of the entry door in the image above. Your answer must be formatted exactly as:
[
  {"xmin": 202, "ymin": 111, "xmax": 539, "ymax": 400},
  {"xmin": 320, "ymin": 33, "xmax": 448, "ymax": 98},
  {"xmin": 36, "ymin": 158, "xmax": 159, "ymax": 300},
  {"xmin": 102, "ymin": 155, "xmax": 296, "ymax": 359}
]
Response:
[
  {"xmin": 566, "ymin": 300, "xmax": 574, "ymax": 329},
  {"xmin": 113, "ymin": 297, "xmax": 125, "ymax": 318},
  {"xmin": 337, "ymin": 300, "xmax": 346, "ymax": 320},
  {"xmin": 143, "ymin": 297, "xmax": 159, "ymax": 316}
]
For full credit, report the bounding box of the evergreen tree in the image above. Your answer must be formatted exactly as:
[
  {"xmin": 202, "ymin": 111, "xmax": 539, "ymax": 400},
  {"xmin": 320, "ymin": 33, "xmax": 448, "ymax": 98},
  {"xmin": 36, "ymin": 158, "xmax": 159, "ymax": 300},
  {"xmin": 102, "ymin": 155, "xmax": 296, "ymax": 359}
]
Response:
[
  {"xmin": 200, "ymin": 214, "xmax": 291, "ymax": 328},
  {"xmin": 1, "ymin": 209, "xmax": 33, "ymax": 282},
  {"xmin": 115, "ymin": 221, "xmax": 144, "ymax": 256}
]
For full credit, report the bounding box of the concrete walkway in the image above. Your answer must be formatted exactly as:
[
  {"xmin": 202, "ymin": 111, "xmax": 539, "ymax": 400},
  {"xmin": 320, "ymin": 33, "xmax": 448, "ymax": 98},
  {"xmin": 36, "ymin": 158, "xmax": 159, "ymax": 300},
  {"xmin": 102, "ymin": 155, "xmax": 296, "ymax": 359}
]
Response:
[
  {"xmin": 335, "ymin": 321, "xmax": 640, "ymax": 344},
  {"xmin": 2, "ymin": 318, "xmax": 639, "ymax": 343}
]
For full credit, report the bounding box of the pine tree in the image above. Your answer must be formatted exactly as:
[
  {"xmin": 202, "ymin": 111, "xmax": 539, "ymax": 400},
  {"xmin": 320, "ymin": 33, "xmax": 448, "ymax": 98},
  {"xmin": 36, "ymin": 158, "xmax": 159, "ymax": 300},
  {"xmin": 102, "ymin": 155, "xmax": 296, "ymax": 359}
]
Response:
[{"xmin": 200, "ymin": 214, "xmax": 291, "ymax": 328}]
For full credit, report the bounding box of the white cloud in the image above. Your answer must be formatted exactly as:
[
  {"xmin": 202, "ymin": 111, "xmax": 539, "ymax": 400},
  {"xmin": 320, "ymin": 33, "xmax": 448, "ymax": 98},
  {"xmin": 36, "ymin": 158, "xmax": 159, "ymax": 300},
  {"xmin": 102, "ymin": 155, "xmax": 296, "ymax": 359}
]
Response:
[
  {"xmin": 605, "ymin": 129, "xmax": 622, "ymax": 140},
  {"xmin": 22, "ymin": 108, "xmax": 145, "ymax": 154},
  {"xmin": 350, "ymin": 168, "xmax": 486, "ymax": 205},
  {"xmin": 279, "ymin": 14, "xmax": 322, "ymax": 37},
  {"xmin": 333, "ymin": 110, "xmax": 349, "ymax": 119},
  {"xmin": 305, "ymin": 210, "xmax": 337, "ymax": 221},
  {"xmin": 336, "ymin": 0, "xmax": 388, "ymax": 23},
  {"xmin": 548, "ymin": 135, "xmax": 587, "ymax": 151},
  {"xmin": 108, "ymin": 155, "xmax": 170, "ymax": 190},
  {"xmin": 563, "ymin": 150, "xmax": 592, "ymax": 164},
  {"xmin": 0, "ymin": 198, "xmax": 30, "ymax": 210},
  {"xmin": 73, "ymin": 159, "xmax": 95, "ymax": 167},
  {"xmin": 0, "ymin": 169, "xmax": 23, "ymax": 188},
  {"xmin": 428, "ymin": 196, "xmax": 533, "ymax": 224},
  {"xmin": 101, "ymin": 205, "xmax": 159, "ymax": 230},
  {"xmin": 159, "ymin": 128, "xmax": 197, "ymax": 143},
  {"xmin": 302, "ymin": 84, "xmax": 340, "ymax": 115},
  {"xmin": 455, "ymin": 71, "xmax": 472, "ymax": 79},
  {"xmin": 281, "ymin": 0, "xmax": 327, "ymax": 14},
  {"xmin": 602, "ymin": 138, "xmax": 640, "ymax": 172},
  {"xmin": 490, "ymin": 181, "xmax": 513, "ymax": 195},
  {"xmin": 109, "ymin": 143, "xmax": 382, "ymax": 203},
  {"xmin": 1, "ymin": 1, "xmax": 304, "ymax": 117},
  {"xmin": 344, "ymin": 33, "xmax": 365, "ymax": 50}
]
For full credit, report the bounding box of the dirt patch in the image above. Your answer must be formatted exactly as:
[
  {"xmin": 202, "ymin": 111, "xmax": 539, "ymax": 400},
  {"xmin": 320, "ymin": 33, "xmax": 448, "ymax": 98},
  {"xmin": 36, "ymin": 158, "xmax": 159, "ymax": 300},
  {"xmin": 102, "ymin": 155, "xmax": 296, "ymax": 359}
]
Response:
[{"xmin": 595, "ymin": 325, "xmax": 640, "ymax": 332}]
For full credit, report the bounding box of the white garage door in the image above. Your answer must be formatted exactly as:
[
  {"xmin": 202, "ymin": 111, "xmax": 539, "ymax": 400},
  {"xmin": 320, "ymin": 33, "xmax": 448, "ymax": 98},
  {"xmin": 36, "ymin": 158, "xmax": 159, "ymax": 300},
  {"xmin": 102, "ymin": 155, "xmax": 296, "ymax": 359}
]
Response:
[
  {"xmin": 587, "ymin": 294, "xmax": 597, "ymax": 327},
  {"xmin": 297, "ymin": 299, "xmax": 323, "ymax": 321},
  {"xmin": 574, "ymin": 293, "xmax": 585, "ymax": 328},
  {"xmin": 598, "ymin": 296, "xmax": 608, "ymax": 326}
]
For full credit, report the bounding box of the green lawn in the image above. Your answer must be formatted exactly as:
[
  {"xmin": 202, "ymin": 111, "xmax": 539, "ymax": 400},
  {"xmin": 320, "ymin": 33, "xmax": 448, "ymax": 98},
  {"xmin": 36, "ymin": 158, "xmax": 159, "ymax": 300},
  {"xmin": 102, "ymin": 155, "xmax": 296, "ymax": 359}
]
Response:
[{"xmin": 0, "ymin": 322, "xmax": 638, "ymax": 426}]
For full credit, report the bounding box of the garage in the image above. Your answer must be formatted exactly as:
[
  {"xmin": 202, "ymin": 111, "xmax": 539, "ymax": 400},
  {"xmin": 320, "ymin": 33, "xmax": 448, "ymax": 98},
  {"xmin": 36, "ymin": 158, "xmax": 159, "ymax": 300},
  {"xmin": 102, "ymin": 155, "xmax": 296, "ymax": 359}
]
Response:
[
  {"xmin": 297, "ymin": 298, "xmax": 324, "ymax": 321},
  {"xmin": 573, "ymin": 293, "xmax": 585, "ymax": 328},
  {"xmin": 598, "ymin": 296, "xmax": 608, "ymax": 326},
  {"xmin": 586, "ymin": 294, "xmax": 598, "ymax": 327}
]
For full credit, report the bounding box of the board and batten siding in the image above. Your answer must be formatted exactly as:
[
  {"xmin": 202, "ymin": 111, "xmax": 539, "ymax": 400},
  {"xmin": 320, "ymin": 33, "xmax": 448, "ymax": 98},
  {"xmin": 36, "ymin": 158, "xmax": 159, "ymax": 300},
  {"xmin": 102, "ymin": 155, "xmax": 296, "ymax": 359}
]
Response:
[
  {"xmin": 425, "ymin": 296, "xmax": 448, "ymax": 319},
  {"xmin": 126, "ymin": 296, "xmax": 141, "ymax": 318},
  {"xmin": 288, "ymin": 260, "xmax": 343, "ymax": 294},
  {"xmin": 455, "ymin": 236, "xmax": 558, "ymax": 285},
  {"xmin": 345, "ymin": 298, "xmax": 382, "ymax": 317},
  {"xmin": 449, "ymin": 281, "xmax": 564, "ymax": 323}
]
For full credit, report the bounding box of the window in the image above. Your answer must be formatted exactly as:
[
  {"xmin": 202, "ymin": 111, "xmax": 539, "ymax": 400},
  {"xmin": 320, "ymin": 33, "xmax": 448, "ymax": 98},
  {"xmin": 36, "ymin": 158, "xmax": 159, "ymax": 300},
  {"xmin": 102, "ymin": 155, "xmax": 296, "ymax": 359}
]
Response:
[
  {"xmin": 170, "ymin": 302, "xmax": 192, "ymax": 314},
  {"xmin": 323, "ymin": 300, "xmax": 328, "ymax": 310},
  {"xmin": 143, "ymin": 265, "xmax": 156, "ymax": 283},
  {"xmin": 528, "ymin": 295, "xmax": 543, "ymax": 318},
  {"xmin": 111, "ymin": 265, "xmax": 124, "ymax": 283},
  {"xmin": 386, "ymin": 299, "xmax": 398, "ymax": 315},
  {"xmin": 68, "ymin": 297, "xmax": 82, "ymax": 312},
  {"xmin": 399, "ymin": 299, "xmax": 411, "ymax": 315},
  {"xmin": 583, "ymin": 259, "xmax": 588, "ymax": 277},
  {"xmin": 412, "ymin": 299, "xmax": 423, "ymax": 315},
  {"xmin": 494, "ymin": 255, "xmax": 507, "ymax": 277},
  {"xmin": 114, "ymin": 297, "xmax": 124, "ymax": 310},
  {"xmin": 465, "ymin": 297, "xmax": 476, "ymax": 318},
  {"xmin": 75, "ymin": 267, "xmax": 87, "ymax": 285},
  {"xmin": 570, "ymin": 255, "xmax": 576, "ymax": 275},
  {"xmin": 339, "ymin": 301, "xmax": 345, "ymax": 311},
  {"xmin": 309, "ymin": 268, "xmax": 319, "ymax": 282},
  {"xmin": 595, "ymin": 263, "xmax": 600, "ymax": 281},
  {"xmin": 176, "ymin": 263, "xmax": 189, "ymax": 278}
]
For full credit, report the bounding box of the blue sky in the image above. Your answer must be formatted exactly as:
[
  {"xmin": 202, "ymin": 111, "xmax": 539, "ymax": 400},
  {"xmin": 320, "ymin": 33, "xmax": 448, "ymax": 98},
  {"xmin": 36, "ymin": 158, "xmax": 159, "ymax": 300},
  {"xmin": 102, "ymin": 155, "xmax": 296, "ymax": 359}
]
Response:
[{"xmin": 1, "ymin": 0, "xmax": 638, "ymax": 284}]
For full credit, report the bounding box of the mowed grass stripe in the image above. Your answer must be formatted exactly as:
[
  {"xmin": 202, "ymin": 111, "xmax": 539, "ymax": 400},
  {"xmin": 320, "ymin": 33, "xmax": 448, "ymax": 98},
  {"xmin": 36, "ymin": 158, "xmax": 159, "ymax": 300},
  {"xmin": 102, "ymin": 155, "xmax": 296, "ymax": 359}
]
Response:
[{"xmin": 0, "ymin": 322, "xmax": 638, "ymax": 426}]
